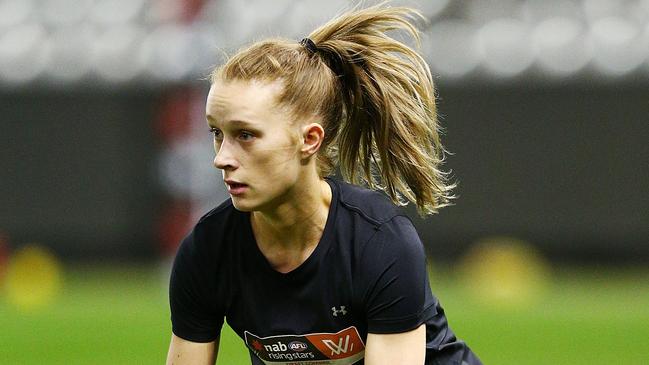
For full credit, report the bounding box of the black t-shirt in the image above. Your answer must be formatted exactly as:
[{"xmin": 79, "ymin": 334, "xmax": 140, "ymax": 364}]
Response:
[{"xmin": 170, "ymin": 178, "xmax": 481, "ymax": 364}]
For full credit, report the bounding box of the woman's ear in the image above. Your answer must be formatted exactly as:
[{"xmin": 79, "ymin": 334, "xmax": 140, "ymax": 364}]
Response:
[{"xmin": 301, "ymin": 123, "xmax": 325, "ymax": 158}]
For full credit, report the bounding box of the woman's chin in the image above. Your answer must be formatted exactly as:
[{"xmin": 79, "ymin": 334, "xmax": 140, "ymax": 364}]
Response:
[
  {"xmin": 230, "ymin": 199, "xmax": 253, "ymax": 212},
  {"xmin": 230, "ymin": 196, "xmax": 261, "ymax": 212}
]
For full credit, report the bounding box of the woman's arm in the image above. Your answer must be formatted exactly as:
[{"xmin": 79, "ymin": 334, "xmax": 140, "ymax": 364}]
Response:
[
  {"xmin": 165, "ymin": 333, "xmax": 219, "ymax": 365},
  {"xmin": 364, "ymin": 325, "xmax": 426, "ymax": 365}
]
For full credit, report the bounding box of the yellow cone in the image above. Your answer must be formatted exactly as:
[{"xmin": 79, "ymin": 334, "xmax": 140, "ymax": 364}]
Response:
[
  {"xmin": 4, "ymin": 244, "xmax": 63, "ymax": 312},
  {"xmin": 458, "ymin": 236, "xmax": 550, "ymax": 309}
]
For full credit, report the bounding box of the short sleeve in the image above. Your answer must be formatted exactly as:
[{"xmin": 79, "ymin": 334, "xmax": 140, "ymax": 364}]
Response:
[
  {"xmin": 361, "ymin": 215, "xmax": 435, "ymax": 334},
  {"xmin": 169, "ymin": 229, "xmax": 223, "ymax": 342}
]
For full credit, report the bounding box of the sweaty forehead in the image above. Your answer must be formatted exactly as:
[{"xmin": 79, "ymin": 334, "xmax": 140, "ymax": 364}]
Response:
[{"xmin": 205, "ymin": 79, "xmax": 285, "ymax": 122}]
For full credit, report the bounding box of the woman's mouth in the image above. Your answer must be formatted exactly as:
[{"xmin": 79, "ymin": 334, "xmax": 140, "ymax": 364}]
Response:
[{"xmin": 226, "ymin": 182, "xmax": 248, "ymax": 195}]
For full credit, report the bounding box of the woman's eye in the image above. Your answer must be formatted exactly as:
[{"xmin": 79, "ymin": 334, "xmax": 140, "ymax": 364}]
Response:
[
  {"xmin": 239, "ymin": 131, "xmax": 254, "ymax": 141},
  {"xmin": 209, "ymin": 128, "xmax": 223, "ymax": 139}
]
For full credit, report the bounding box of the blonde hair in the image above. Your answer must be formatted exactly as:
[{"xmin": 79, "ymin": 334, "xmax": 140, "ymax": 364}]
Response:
[{"xmin": 211, "ymin": 3, "xmax": 455, "ymax": 215}]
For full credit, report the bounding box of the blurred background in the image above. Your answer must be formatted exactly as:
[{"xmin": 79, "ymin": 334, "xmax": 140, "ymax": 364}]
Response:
[{"xmin": 1, "ymin": 0, "xmax": 648, "ymax": 364}]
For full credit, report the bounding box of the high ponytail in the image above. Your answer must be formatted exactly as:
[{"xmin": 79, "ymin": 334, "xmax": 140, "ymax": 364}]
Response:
[{"xmin": 212, "ymin": 3, "xmax": 455, "ymax": 215}]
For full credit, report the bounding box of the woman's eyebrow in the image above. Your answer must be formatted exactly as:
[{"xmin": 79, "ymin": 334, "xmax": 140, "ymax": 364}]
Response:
[
  {"xmin": 227, "ymin": 120, "xmax": 258, "ymax": 128},
  {"xmin": 206, "ymin": 116, "xmax": 258, "ymax": 128}
]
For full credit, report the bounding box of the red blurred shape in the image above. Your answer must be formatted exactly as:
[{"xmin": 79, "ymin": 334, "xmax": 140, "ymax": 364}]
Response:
[
  {"xmin": 154, "ymin": 87, "xmax": 197, "ymax": 143},
  {"xmin": 156, "ymin": 200, "xmax": 193, "ymax": 256},
  {"xmin": 0, "ymin": 232, "xmax": 9, "ymax": 282},
  {"xmin": 180, "ymin": 0, "xmax": 206, "ymax": 23}
]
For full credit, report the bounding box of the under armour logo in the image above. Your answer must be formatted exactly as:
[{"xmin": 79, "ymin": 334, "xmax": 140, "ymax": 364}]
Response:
[{"xmin": 331, "ymin": 306, "xmax": 347, "ymax": 317}]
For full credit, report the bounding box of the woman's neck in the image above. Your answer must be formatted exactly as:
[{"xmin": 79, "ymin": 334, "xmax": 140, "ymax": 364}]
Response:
[{"xmin": 250, "ymin": 177, "xmax": 332, "ymax": 272}]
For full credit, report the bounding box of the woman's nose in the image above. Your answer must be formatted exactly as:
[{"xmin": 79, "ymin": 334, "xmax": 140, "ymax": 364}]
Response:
[{"xmin": 213, "ymin": 140, "xmax": 238, "ymax": 170}]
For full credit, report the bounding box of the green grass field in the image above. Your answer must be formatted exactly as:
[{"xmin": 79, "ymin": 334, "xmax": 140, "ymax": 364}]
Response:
[{"xmin": 1, "ymin": 263, "xmax": 648, "ymax": 364}]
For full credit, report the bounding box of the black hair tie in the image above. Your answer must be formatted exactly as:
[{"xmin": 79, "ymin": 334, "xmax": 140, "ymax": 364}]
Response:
[
  {"xmin": 299, "ymin": 37, "xmax": 344, "ymax": 78},
  {"xmin": 300, "ymin": 38, "xmax": 318, "ymax": 54}
]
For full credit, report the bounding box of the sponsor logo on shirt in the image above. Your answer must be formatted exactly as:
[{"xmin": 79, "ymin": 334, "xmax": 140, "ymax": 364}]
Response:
[
  {"xmin": 289, "ymin": 341, "xmax": 308, "ymax": 352},
  {"xmin": 331, "ymin": 306, "xmax": 347, "ymax": 317},
  {"xmin": 244, "ymin": 326, "xmax": 365, "ymax": 365}
]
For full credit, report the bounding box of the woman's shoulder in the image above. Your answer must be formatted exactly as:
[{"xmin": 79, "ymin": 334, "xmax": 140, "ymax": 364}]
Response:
[
  {"xmin": 196, "ymin": 198, "xmax": 238, "ymax": 225},
  {"xmin": 178, "ymin": 198, "xmax": 246, "ymax": 257},
  {"xmin": 192, "ymin": 198, "xmax": 250, "ymax": 234},
  {"xmin": 329, "ymin": 179, "xmax": 422, "ymax": 257},
  {"xmin": 331, "ymin": 178, "xmax": 403, "ymax": 226}
]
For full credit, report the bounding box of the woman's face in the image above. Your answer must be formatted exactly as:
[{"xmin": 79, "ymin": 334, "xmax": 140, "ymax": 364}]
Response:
[{"xmin": 205, "ymin": 79, "xmax": 304, "ymax": 212}]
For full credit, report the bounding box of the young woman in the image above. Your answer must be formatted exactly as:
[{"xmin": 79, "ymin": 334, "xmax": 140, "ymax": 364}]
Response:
[{"xmin": 166, "ymin": 4, "xmax": 481, "ymax": 365}]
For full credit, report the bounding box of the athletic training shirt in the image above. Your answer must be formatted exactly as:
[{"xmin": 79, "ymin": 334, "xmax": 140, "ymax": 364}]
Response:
[{"xmin": 170, "ymin": 178, "xmax": 482, "ymax": 364}]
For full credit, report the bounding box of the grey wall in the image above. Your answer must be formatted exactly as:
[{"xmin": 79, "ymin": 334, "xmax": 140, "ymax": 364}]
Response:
[
  {"xmin": 412, "ymin": 82, "xmax": 649, "ymax": 262},
  {"xmin": 1, "ymin": 90, "xmax": 161, "ymax": 259},
  {"xmin": 1, "ymin": 83, "xmax": 647, "ymax": 262}
]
